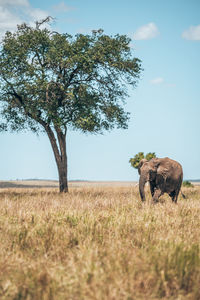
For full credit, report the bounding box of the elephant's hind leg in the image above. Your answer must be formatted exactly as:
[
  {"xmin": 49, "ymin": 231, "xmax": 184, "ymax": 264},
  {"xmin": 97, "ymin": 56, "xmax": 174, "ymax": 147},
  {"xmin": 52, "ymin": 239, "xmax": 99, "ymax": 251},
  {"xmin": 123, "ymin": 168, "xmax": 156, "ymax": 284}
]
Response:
[{"xmin": 170, "ymin": 190, "xmax": 179, "ymax": 203}]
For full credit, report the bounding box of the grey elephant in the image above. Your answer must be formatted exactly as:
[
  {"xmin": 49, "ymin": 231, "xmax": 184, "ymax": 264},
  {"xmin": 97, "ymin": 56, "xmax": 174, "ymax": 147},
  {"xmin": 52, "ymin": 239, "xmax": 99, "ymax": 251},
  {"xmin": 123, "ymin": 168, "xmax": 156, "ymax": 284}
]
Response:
[{"xmin": 138, "ymin": 157, "xmax": 183, "ymax": 203}]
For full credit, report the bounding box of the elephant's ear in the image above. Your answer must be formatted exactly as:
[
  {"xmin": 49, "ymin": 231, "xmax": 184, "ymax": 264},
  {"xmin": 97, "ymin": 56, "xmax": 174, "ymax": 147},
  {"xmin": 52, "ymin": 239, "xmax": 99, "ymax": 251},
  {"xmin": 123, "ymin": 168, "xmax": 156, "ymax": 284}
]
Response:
[{"xmin": 138, "ymin": 159, "xmax": 148, "ymax": 175}]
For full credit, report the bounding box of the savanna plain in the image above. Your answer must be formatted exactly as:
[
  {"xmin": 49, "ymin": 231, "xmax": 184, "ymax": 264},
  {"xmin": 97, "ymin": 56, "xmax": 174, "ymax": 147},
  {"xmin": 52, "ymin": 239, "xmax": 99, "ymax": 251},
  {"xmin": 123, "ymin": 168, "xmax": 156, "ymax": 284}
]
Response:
[{"xmin": 0, "ymin": 182, "xmax": 200, "ymax": 300}]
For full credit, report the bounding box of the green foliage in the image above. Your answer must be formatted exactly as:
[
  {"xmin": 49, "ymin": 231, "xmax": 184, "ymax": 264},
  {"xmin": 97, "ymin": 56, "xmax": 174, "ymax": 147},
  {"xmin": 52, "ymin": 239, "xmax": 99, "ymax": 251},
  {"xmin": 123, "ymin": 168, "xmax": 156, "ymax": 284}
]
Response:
[
  {"xmin": 0, "ymin": 17, "xmax": 142, "ymax": 134},
  {"xmin": 129, "ymin": 152, "xmax": 145, "ymax": 169},
  {"xmin": 129, "ymin": 152, "xmax": 156, "ymax": 169},
  {"xmin": 145, "ymin": 152, "xmax": 156, "ymax": 161},
  {"xmin": 182, "ymin": 180, "xmax": 194, "ymax": 188}
]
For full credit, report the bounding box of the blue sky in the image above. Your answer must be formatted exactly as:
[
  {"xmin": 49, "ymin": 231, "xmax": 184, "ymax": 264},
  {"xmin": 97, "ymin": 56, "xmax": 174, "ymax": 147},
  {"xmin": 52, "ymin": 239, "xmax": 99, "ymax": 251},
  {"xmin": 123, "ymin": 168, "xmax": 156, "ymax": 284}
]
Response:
[{"xmin": 0, "ymin": 0, "xmax": 200, "ymax": 181}]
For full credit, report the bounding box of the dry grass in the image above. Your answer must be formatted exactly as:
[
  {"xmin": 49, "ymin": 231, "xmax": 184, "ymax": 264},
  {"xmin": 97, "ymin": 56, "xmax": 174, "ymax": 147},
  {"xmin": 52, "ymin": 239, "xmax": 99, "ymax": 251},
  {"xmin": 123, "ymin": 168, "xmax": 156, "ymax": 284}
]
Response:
[{"xmin": 0, "ymin": 185, "xmax": 199, "ymax": 300}]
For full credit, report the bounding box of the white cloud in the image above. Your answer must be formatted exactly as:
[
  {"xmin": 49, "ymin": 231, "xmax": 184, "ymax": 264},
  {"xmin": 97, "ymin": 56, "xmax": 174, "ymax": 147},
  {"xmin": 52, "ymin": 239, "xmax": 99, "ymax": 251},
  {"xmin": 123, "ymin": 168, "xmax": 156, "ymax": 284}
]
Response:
[
  {"xmin": 0, "ymin": 6, "xmax": 22, "ymax": 37},
  {"xmin": 0, "ymin": 0, "xmax": 48, "ymax": 39},
  {"xmin": 52, "ymin": 1, "xmax": 74, "ymax": 13},
  {"xmin": 182, "ymin": 25, "xmax": 200, "ymax": 41},
  {"xmin": 77, "ymin": 28, "xmax": 93, "ymax": 34},
  {"xmin": 133, "ymin": 22, "xmax": 159, "ymax": 40},
  {"xmin": 150, "ymin": 77, "xmax": 164, "ymax": 85},
  {"xmin": 0, "ymin": 0, "xmax": 29, "ymax": 6},
  {"xmin": 28, "ymin": 7, "xmax": 49, "ymax": 22},
  {"xmin": 149, "ymin": 78, "xmax": 176, "ymax": 87}
]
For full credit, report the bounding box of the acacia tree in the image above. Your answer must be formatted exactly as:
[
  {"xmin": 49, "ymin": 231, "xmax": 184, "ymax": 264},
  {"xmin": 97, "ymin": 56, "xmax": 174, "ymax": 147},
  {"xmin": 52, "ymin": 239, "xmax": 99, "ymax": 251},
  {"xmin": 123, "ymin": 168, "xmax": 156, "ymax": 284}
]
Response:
[
  {"xmin": 129, "ymin": 152, "xmax": 156, "ymax": 169},
  {"xmin": 0, "ymin": 18, "xmax": 142, "ymax": 192}
]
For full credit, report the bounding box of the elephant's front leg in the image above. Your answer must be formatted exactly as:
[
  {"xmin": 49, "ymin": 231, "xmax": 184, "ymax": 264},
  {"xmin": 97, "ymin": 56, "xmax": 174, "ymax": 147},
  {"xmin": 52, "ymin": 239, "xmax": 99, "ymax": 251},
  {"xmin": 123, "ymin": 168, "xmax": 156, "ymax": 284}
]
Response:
[
  {"xmin": 150, "ymin": 181, "xmax": 156, "ymax": 197},
  {"xmin": 152, "ymin": 188, "xmax": 163, "ymax": 203}
]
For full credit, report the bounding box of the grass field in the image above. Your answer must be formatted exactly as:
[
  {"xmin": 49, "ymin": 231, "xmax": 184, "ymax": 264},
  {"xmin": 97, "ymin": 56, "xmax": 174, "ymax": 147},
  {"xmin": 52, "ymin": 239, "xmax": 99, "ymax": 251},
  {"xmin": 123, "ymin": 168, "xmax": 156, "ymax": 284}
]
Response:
[{"xmin": 0, "ymin": 183, "xmax": 199, "ymax": 299}]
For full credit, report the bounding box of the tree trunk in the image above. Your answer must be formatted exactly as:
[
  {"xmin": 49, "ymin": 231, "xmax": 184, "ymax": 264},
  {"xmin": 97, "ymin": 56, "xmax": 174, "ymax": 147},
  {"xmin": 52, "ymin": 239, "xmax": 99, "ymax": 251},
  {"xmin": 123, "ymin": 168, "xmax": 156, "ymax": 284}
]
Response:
[
  {"xmin": 44, "ymin": 124, "xmax": 68, "ymax": 193},
  {"xmin": 56, "ymin": 127, "xmax": 68, "ymax": 193},
  {"xmin": 57, "ymin": 160, "xmax": 68, "ymax": 193}
]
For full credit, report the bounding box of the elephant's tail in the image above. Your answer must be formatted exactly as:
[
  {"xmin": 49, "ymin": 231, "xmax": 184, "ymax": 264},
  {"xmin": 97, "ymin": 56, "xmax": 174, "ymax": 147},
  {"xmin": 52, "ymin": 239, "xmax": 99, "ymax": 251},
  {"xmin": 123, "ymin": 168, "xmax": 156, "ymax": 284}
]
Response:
[{"xmin": 181, "ymin": 190, "xmax": 186, "ymax": 199}]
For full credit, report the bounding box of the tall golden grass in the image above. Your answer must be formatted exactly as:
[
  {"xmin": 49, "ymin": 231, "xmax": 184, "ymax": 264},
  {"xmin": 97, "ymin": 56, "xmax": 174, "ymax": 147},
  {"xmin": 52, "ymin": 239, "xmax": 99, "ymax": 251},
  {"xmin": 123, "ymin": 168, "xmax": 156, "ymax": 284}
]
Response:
[{"xmin": 0, "ymin": 185, "xmax": 199, "ymax": 299}]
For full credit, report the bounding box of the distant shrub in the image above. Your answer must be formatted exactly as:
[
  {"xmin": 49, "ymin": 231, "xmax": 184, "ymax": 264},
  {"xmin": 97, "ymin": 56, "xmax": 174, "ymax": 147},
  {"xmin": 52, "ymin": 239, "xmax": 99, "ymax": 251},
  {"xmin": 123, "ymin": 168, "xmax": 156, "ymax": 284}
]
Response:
[
  {"xmin": 129, "ymin": 152, "xmax": 156, "ymax": 169},
  {"xmin": 182, "ymin": 180, "xmax": 194, "ymax": 188}
]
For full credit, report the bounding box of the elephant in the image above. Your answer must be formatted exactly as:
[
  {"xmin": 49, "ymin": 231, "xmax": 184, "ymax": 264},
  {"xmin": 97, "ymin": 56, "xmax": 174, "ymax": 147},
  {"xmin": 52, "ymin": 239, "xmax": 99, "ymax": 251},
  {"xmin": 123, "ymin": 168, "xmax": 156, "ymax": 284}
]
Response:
[{"xmin": 138, "ymin": 157, "xmax": 183, "ymax": 203}]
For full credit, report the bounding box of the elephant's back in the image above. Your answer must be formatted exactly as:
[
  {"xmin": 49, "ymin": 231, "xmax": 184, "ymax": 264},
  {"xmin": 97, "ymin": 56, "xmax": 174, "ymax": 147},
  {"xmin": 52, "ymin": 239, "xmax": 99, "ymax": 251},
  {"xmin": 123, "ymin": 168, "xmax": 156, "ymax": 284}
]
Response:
[{"xmin": 162, "ymin": 157, "xmax": 183, "ymax": 179}]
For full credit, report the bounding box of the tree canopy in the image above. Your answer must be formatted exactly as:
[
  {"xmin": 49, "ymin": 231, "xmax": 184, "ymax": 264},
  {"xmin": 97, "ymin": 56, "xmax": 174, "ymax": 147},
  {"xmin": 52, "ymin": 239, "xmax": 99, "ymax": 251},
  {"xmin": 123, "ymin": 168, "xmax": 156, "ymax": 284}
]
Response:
[
  {"xmin": 0, "ymin": 17, "xmax": 142, "ymax": 192},
  {"xmin": 0, "ymin": 18, "xmax": 141, "ymax": 134},
  {"xmin": 129, "ymin": 152, "xmax": 156, "ymax": 169}
]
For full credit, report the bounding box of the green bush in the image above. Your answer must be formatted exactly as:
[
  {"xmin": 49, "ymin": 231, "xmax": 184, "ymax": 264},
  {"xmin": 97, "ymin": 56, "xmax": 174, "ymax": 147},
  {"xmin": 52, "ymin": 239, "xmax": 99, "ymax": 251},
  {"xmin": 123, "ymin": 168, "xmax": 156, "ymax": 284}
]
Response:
[
  {"xmin": 182, "ymin": 180, "xmax": 194, "ymax": 188},
  {"xmin": 129, "ymin": 152, "xmax": 156, "ymax": 169}
]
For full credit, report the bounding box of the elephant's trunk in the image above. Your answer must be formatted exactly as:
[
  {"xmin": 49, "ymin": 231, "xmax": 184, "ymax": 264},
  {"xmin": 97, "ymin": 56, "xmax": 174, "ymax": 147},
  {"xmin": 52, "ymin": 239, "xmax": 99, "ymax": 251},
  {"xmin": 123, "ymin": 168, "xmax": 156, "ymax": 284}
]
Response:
[{"xmin": 139, "ymin": 175, "xmax": 148, "ymax": 201}]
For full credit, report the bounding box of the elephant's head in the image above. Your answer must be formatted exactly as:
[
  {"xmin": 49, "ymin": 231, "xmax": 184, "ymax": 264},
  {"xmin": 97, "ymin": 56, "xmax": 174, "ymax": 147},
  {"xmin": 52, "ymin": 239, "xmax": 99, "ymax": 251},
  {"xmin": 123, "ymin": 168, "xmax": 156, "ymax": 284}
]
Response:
[{"xmin": 138, "ymin": 158, "xmax": 160, "ymax": 201}]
